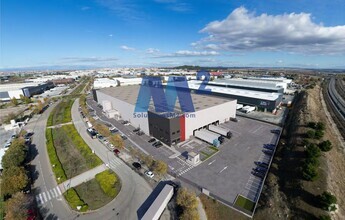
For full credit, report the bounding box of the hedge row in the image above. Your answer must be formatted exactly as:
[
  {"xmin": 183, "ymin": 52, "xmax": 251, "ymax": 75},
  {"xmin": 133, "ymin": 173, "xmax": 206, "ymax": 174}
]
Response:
[
  {"xmin": 63, "ymin": 188, "xmax": 88, "ymax": 212},
  {"xmin": 62, "ymin": 124, "xmax": 102, "ymax": 168},
  {"xmin": 46, "ymin": 128, "xmax": 67, "ymax": 183},
  {"xmin": 95, "ymin": 170, "xmax": 120, "ymax": 197},
  {"xmin": 48, "ymin": 99, "xmax": 74, "ymax": 126}
]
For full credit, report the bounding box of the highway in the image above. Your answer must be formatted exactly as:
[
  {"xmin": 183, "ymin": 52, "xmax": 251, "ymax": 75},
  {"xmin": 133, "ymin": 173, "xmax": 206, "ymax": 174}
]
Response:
[{"xmin": 26, "ymin": 98, "xmax": 152, "ymax": 220}]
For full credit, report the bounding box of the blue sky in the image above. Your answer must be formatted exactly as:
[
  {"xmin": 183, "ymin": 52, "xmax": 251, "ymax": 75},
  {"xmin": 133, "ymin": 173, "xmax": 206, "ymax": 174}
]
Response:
[{"xmin": 1, "ymin": 0, "xmax": 345, "ymax": 69}]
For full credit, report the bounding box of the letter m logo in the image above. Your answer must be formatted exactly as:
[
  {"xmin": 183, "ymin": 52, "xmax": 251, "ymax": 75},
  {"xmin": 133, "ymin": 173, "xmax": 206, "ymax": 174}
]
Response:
[{"xmin": 134, "ymin": 76, "xmax": 195, "ymax": 113}]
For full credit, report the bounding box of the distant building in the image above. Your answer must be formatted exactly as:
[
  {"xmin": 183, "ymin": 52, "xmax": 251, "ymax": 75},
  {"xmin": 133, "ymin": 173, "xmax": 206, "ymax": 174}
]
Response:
[{"xmin": 0, "ymin": 82, "xmax": 54, "ymax": 102}]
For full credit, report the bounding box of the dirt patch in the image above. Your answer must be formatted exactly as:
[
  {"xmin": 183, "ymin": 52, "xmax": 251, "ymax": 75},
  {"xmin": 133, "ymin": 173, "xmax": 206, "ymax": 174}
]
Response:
[{"xmin": 255, "ymin": 83, "xmax": 345, "ymax": 219}]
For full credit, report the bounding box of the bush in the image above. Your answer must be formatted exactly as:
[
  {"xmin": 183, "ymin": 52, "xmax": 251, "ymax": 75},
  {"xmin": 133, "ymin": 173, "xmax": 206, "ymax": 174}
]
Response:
[
  {"xmin": 62, "ymin": 125, "xmax": 102, "ymax": 168},
  {"xmin": 95, "ymin": 170, "xmax": 120, "ymax": 197},
  {"xmin": 301, "ymin": 139, "xmax": 310, "ymax": 147},
  {"xmin": 63, "ymin": 188, "xmax": 88, "ymax": 212},
  {"xmin": 319, "ymin": 140, "xmax": 332, "ymax": 152},
  {"xmin": 46, "ymin": 128, "xmax": 67, "ymax": 183},
  {"xmin": 306, "ymin": 130, "xmax": 315, "ymax": 139},
  {"xmin": 1, "ymin": 139, "xmax": 27, "ymax": 169},
  {"xmin": 306, "ymin": 143, "xmax": 321, "ymax": 158},
  {"xmin": 318, "ymin": 192, "xmax": 337, "ymax": 211}
]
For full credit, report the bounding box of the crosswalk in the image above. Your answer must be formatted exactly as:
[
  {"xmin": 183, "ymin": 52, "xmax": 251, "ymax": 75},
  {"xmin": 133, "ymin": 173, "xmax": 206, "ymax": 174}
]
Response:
[
  {"xmin": 36, "ymin": 186, "xmax": 62, "ymax": 206},
  {"xmin": 175, "ymin": 157, "xmax": 195, "ymax": 177},
  {"xmin": 108, "ymin": 158, "xmax": 123, "ymax": 170}
]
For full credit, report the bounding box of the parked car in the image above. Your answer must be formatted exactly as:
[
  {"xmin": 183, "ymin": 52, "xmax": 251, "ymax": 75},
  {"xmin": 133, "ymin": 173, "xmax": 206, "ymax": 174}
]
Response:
[
  {"xmin": 230, "ymin": 117, "xmax": 238, "ymax": 122},
  {"xmin": 97, "ymin": 135, "xmax": 104, "ymax": 141},
  {"xmin": 254, "ymin": 161, "xmax": 269, "ymax": 168},
  {"xmin": 263, "ymin": 144, "xmax": 275, "ymax": 150},
  {"xmin": 136, "ymin": 131, "xmax": 144, "ymax": 136},
  {"xmin": 114, "ymin": 149, "xmax": 120, "ymax": 155},
  {"xmin": 263, "ymin": 149, "xmax": 273, "ymax": 156},
  {"xmin": 110, "ymin": 127, "xmax": 118, "ymax": 133},
  {"xmin": 122, "ymin": 120, "xmax": 129, "ymax": 125},
  {"xmin": 4, "ymin": 141, "xmax": 11, "ymax": 148},
  {"xmin": 253, "ymin": 167, "xmax": 267, "ymax": 174},
  {"xmin": 120, "ymin": 134, "xmax": 127, "ymax": 140},
  {"xmin": 271, "ymin": 129, "xmax": 280, "ymax": 134},
  {"xmin": 133, "ymin": 128, "xmax": 140, "ymax": 132},
  {"xmin": 154, "ymin": 142, "xmax": 163, "ymax": 148},
  {"xmin": 148, "ymin": 138, "xmax": 156, "ymax": 143},
  {"xmin": 251, "ymin": 171, "xmax": 265, "ymax": 178},
  {"xmin": 145, "ymin": 170, "xmax": 154, "ymax": 178},
  {"xmin": 132, "ymin": 162, "xmax": 142, "ymax": 169}
]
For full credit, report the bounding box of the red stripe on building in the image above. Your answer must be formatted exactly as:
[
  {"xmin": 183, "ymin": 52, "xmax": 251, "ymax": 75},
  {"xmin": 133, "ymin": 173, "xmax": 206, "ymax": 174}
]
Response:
[{"xmin": 180, "ymin": 114, "xmax": 185, "ymax": 141}]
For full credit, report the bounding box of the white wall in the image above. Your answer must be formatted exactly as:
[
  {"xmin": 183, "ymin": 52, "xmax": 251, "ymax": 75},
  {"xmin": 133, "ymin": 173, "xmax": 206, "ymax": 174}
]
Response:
[
  {"xmin": 96, "ymin": 91, "xmax": 149, "ymax": 134},
  {"xmin": 8, "ymin": 90, "xmax": 24, "ymax": 99},
  {"xmin": 185, "ymin": 99, "xmax": 237, "ymax": 138}
]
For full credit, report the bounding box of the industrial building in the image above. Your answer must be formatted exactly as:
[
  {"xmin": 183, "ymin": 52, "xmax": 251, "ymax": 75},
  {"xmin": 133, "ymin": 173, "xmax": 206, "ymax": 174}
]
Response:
[
  {"xmin": 94, "ymin": 85, "xmax": 237, "ymax": 146},
  {"xmin": 0, "ymin": 82, "xmax": 54, "ymax": 102},
  {"xmin": 170, "ymin": 80, "xmax": 283, "ymax": 112},
  {"xmin": 208, "ymin": 79, "xmax": 285, "ymax": 93}
]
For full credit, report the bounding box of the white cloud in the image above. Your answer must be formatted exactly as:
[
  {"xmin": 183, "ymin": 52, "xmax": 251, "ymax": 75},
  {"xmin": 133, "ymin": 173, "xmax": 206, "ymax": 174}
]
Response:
[
  {"xmin": 60, "ymin": 57, "xmax": 118, "ymax": 63},
  {"xmin": 120, "ymin": 45, "xmax": 135, "ymax": 51},
  {"xmin": 195, "ymin": 7, "xmax": 345, "ymax": 54},
  {"xmin": 146, "ymin": 48, "xmax": 160, "ymax": 54},
  {"xmin": 153, "ymin": 50, "xmax": 219, "ymax": 58},
  {"xmin": 81, "ymin": 6, "xmax": 91, "ymax": 11},
  {"xmin": 108, "ymin": 34, "xmax": 113, "ymax": 37}
]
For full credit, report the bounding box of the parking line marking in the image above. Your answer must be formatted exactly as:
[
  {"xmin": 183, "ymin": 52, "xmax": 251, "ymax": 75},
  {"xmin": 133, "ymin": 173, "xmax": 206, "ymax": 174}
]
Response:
[
  {"xmin": 42, "ymin": 192, "xmax": 47, "ymax": 202},
  {"xmin": 208, "ymin": 160, "xmax": 216, "ymax": 165},
  {"xmin": 219, "ymin": 166, "xmax": 228, "ymax": 173},
  {"xmin": 57, "ymin": 187, "xmax": 62, "ymax": 195}
]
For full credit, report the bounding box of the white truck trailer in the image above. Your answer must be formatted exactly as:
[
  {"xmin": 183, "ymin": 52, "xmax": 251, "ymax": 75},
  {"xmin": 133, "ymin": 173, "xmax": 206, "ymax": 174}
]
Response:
[
  {"xmin": 141, "ymin": 184, "xmax": 174, "ymax": 220},
  {"xmin": 194, "ymin": 130, "xmax": 220, "ymax": 147},
  {"xmin": 208, "ymin": 125, "xmax": 232, "ymax": 138},
  {"xmin": 202, "ymin": 129, "xmax": 225, "ymax": 144}
]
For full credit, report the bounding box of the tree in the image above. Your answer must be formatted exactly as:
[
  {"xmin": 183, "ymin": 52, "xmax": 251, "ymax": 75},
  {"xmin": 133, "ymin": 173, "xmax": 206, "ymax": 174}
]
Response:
[
  {"xmin": 152, "ymin": 160, "xmax": 168, "ymax": 175},
  {"xmin": 179, "ymin": 208, "xmax": 199, "ymax": 220},
  {"xmin": 176, "ymin": 188, "xmax": 198, "ymax": 210},
  {"xmin": 20, "ymin": 95, "xmax": 32, "ymax": 104},
  {"xmin": 319, "ymin": 140, "xmax": 332, "ymax": 152},
  {"xmin": 1, "ymin": 139, "xmax": 27, "ymax": 169},
  {"xmin": 316, "ymin": 122, "xmax": 325, "ymax": 131},
  {"xmin": 109, "ymin": 134, "xmax": 124, "ymax": 149},
  {"xmin": 141, "ymin": 154, "xmax": 154, "ymax": 168},
  {"xmin": 33, "ymin": 100, "xmax": 43, "ymax": 114},
  {"xmin": 5, "ymin": 192, "xmax": 33, "ymax": 220},
  {"xmin": 307, "ymin": 121, "xmax": 316, "ymax": 129},
  {"xmin": 3, "ymin": 113, "xmax": 16, "ymax": 124},
  {"xmin": 318, "ymin": 191, "xmax": 337, "ymax": 211},
  {"xmin": 306, "ymin": 130, "xmax": 315, "ymax": 139},
  {"xmin": 302, "ymin": 163, "xmax": 318, "ymax": 181},
  {"xmin": 314, "ymin": 129, "xmax": 324, "ymax": 140},
  {"xmin": 306, "ymin": 143, "xmax": 321, "ymax": 158},
  {"xmin": 319, "ymin": 215, "xmax": 331, "ymax": 220},
  {"xmin": 10, "ymin": 97, "xmax": 18, "ymax": 106},
  {"xmin": 94, "ymin": 123, "xmax": 111, "ymax": 137},
  {"xmin": 1, "ymin": 166, "xmax": 29, "ymax": 196}
]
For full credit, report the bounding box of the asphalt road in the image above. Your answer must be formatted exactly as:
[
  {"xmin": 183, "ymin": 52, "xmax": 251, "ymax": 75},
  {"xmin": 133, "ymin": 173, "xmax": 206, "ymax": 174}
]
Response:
[
  {"xmin": 25, "ymin": 97, "xmax": 152, "ymax": 220},
  {"xmin": 72, "ymin": 99, "xmax": 152, "ymax": 220}
]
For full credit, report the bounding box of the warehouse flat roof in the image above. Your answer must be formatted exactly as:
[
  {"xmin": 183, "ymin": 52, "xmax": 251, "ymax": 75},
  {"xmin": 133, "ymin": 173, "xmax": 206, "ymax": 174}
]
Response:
[
  {"xmin": 210, "ymin": 79, "xmax": 284, "ymax": 91},
  {"xmin": 98, "ymin": 85, "xmax": 235, "ymax": 113},
  {"xmin": 0, "ymin": 82, "xmax": 43, "ymax": 92},
  {"xmin": 179, "ymin": 81, "xmax": 281, "ymax": 101}
]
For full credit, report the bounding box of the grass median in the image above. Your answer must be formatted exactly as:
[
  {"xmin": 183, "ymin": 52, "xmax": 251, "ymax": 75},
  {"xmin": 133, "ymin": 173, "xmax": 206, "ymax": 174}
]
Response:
[{"xmin": 47, "ymin": 99, "xmax": 74, "ymax": 126}]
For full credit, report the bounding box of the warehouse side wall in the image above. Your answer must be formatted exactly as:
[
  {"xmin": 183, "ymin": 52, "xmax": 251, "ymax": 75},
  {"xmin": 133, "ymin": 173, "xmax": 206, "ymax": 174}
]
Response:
[{"xmin": 185, "ymin": 99, "xmax": 237, "ymax": 138}]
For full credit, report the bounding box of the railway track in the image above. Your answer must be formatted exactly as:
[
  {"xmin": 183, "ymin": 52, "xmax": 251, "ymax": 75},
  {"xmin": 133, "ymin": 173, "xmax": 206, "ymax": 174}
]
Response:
[
  {"xmin": 335, "ymin": 78, "xmax": 345, "ymax": 101},
  {"xmin": 323, "ymin": 78, "xmax": 345, "ymax": 139}
]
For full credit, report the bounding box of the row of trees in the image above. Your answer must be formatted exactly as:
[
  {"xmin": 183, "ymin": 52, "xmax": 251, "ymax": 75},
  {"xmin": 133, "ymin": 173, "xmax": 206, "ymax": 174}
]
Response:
[
  {"xmin": 1, "ymin": 137, "xmax": 34, "ymax": 219},
  {"xmin": 129, "ymin": 148, "xmax": 168, "ymax": 175},
  {"xmin": 10, "ymin": 95, "xmax": 32, "ymax": 107},
  {"xmin": 176, "ymin": 188, "xmax": 199, "ymax": 220}
]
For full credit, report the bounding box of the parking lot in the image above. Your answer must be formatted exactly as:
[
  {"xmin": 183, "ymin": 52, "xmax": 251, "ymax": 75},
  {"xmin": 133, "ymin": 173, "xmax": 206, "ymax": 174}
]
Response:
[{"xmin": 86, "ymin": 96, "xmax": 280, "ymax": 209}]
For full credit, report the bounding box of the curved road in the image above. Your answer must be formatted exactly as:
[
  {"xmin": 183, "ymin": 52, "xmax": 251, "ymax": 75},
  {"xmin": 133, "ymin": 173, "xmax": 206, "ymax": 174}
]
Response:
[{"xmin": 27, "ymin": 99, "xmax": 151, "ymax": 220}]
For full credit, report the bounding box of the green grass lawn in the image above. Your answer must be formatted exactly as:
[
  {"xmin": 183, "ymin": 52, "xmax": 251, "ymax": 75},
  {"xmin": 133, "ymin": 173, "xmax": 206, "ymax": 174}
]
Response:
[
  {"xmin": 199, "ymin": 194, "xmax": 250, "ymax": 220},
  {"xmin": 200, "ymin": 146, "xmax": 219, "ymax": 161},
  {"xmin": 234, "ymin": 195, "xmax": 255, "ymax": 212},
  {"xmin": 74, "ymin": 170, "xmax": 120, "ymax": 210},
  {"xmin": 47, "ymin": 99, "xmax": 74, "ymax": 126}
]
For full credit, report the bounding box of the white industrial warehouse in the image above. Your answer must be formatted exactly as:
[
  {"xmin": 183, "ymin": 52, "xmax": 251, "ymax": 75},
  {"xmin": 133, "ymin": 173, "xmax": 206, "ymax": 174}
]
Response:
[{"xmin": 94, "ymin": 85, "xmax": 237, "ymax": 146}]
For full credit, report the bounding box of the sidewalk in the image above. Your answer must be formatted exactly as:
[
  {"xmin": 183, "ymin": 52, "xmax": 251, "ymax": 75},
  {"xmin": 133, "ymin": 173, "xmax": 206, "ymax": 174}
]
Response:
[
  {"xmin": 47, "ymin": 121, "xmax": 73, "ymax": 129},
  {"xmin": 197, "ymin": 197, "xmax": 208, "ymax": 220},
  {"xmin": 59, "ymin": 164, "xmax": 107, "ymax": 193}
]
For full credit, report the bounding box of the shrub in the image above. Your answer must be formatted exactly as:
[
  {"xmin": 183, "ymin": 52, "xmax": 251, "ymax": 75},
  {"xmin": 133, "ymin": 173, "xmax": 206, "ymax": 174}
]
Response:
[
  {"xmin": 318, "ymin": 192, "xmax": 337, "ymax": 211},
  {"xmin": 319, "ymin": 140, "xmax": 332, "ymax": 152},
  {"xmin": 301, "ymin": 139, "xmax": 310, "ymax": 147},
  {"xmin": 306, "ymin": 130, "xmax": 315, "ymax": 139},
  {"xmin": 46, "ymin": 128, "xmax": 67, "ymax": 183},
  {"xmin": 63, "ymin": 188, "xmax": 88, "ymax": 212},
  {"xmin": 95, "ymin": 170, "xmax": 120, "ymax": 197}
]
